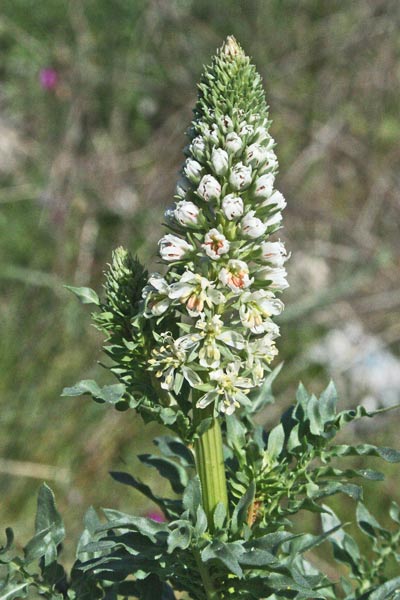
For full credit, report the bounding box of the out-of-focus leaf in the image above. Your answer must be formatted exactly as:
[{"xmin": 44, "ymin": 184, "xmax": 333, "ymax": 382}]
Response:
[{"xmin": 64, "ymin": 285, "xmax": 99, "ymax": 305}]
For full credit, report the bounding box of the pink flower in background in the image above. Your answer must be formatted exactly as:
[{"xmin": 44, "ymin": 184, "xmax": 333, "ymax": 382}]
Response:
[
  {"xmin": 146, "ymin": 510, "xmax": 166, "ymax": 523},
  {"xmin": 39, "ymin": 68, "xmax": 58, "ymax": 90}
]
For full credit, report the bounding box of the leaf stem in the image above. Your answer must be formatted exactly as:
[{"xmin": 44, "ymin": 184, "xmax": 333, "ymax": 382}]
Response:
[{"xmin": 193, "ymin": 548, "xmax": 220, "ymax": 600}]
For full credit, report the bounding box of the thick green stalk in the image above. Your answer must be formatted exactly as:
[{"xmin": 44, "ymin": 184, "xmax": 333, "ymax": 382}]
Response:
[
  {"xmin": 193, "ymin": 403, "xmax": 229, "ymax": 530},
  {"xmin": 193, "ymin": 549, "xmax": 220, "ymax": 600}
]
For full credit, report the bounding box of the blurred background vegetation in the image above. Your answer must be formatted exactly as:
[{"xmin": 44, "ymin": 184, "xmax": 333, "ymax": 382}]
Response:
[{"xmin": 0, "ymin": 0, "xmax": 399, "ymax": 580}]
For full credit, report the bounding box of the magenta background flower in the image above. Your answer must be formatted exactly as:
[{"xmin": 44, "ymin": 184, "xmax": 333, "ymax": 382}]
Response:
[
  {"xmin": 146, "ymin": 510, "xmax": 166, "ymax": 522},
  {"xmin": 39, "ymin": 68, "xmax": 58, "ymax": 90}
]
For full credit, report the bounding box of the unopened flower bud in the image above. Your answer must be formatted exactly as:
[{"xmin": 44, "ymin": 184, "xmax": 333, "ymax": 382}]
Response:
[
  {"xmin": 260, "ymin": 241, "xmax": 287, "ymax": 266},
  {"xmin": 202, "ymin": 229, "xmax": 230, "ymax": 260},
  {"xmin": 190, "ymin": 136, "xmax": 206, "ymax": 160},
  {"xmin": 211, "ymin": 148, "xmax": 229, "ymax": 175},
  {"xmin": 225, "ymin": 132, "xmax": 243, "ymax": 155},
  {"xmin": 175, "ymin": 176, "xmax": 190, "ymax": 199},
  {"xmin": 265, "ymin": 212, "xmax": 283, "ymax": 228},
  {"xmin": 175, "ymin": 200, "xmax": 201, "ymax": 227},
  {"xmin": 261, "ymin": 190, "xmax": 287, "ymax": 210},
  {"xmin": 241, "ymin": 210, "xmax": 267, "ymax": 238},
  {"xmin": 222, "ymin": 194, "xmax": 244, "ymax": 220},
  {"xmin": 164, "ymin": 204, "xmax": 176, "ymax": 225},
  {"xmin": 202, "ymin": 126, "xmax": 219, "ymax": 145},
  {"xmin": 229, "ymin": 162, "xmax": 252, "ymax": 191},
  {"xmin": 246, "ymin": 143, "xmax": 269, "ymax": 167},
  {"xmin": 257, "ymin": 266, "xmax": 289, "ymax": 290},
  {"xmin": 215, "ymin": 114, "xmax": 233, "ymax": 133},
  {"xmin": 184, "ymin": 159, "xmax": 203, "ymax": 183},
  {"xmin": 253, "ymin": 173, "xmax": 275, "ymax": 199},
  {"xmin": 197, "ymin": 174, "xmax": 221, "ymax": 202},
  {"xmin": 240, "ymin": 122, "xmax": 254, "ymax": 136},
  {"xmin": 159, "ymin": 234, "xmax": 193, "ymax": 262},
  {"xmin": 255, "ymin": 126, "xmax": 270, "ymax": 142}
]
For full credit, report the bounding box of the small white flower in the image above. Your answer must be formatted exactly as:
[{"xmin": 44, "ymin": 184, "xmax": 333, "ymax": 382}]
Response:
[
  {"xmin": 211, "ymin": 148, "xmax": 229, "ymax": 175},
  {"xmin": 168, "ymin": 271, "xmax": 224, "ymax": 317},
  {"xmin": 241, "ymin": 210, "xmax": 267, "ymax": 238},
  {"xmin": 229, "ymin": 162, "xmax": 252, "ymax": 191},
  {"xmin": 260, "ymin": 240, "xmax": 287, "ymax": 266},
  {"xmin": 190, "ymin": 136, "xmax": 206, "ymax": 160},
  {"xmin": 197, "ymin": 174, "xmax": 221, "ymax": 202},
  {"xmin": 159, "ymin": 234, "xmax": 193, "ymax": 262},
  {"xmin": 142, "ymin": 274, "xmax": 171, "ymax": 317},
  {"xmin": 257, "ymin": 266, "xmax": 289, "ymax": 290},
  {"xmin": 246, "ymin": 143, "xmax": 269, "ymax": 167},
  {"xmin": 219, "ymin": 259, "xmax": 253, "ymax": 293},
  {"xmin": 184, "ymin": 159, "xmax": 203, "ymax": 183},
  {"xmin": 254, "ymin": 173, "xmax": 275, "ymax": 199},
  {"xmin": 261, "ymin": 190, "xmax": 287, "ymax": 211},
  {"xmin": 246, "ymin": 334, "xmax": 279, "ymax": 383},
  {"xmin": 175, "ymin": 176, "xmax": 191, "ymax": 199},
  {"xmin": 202, "ymin": 229, "xmax": 230, "ymax": 260},
  {"xmin": 239, "ymin": 290, "xmax": 284, "ymax": 333},
  {"xmin": 197, "ymin": 362, "xmax": 253, "ymax": 415},
  {"xmin": 148, "ymin": 333, "xmax": 201, "ymax": 393},
  {"xmin": 222, "ymin": 194, "xmax": 244, "ymax": 220},
  {"xmin": 174, "ymin": 200, "xmax": 201, "ymax": 227},
  {"xmin": 225, "ymin": 132, "xmax": 243, "ymax": 155}
]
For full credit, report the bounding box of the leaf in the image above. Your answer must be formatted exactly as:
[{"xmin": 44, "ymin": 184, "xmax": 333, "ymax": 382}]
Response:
[
  {"xmin": 182, "ymin": 477, "xmax": 202, "ymax": 520},
  {"xmin": 194, "ymin": 505, "xmax": 208, "ymax": 537},
  {"xmin": 0, "ymin": 528, "xmax": 14, "ymax": 555},
  {"xmin": 100, "ymin": 509, "xmax": 169, "ymax": 541},
  {"xmin": 213, "ymin": 502, "xmax": 227, "ymax": 530},
  {"xmin": 312, "ymin": 481, "xmax": 362, "ymax": 501},
  {"xmin": 238, "ymin": 547, "xmax": 278, "ymax": 568},
  {"xmin": 226, "ymin": 414, "xmax": 246, "ymax": 454},
  {"xmin": 267, "ymin": 423, "xmax": 285, "ymax": 459},
  {"xmin": 389, "ymin": 501, "xmax": 400, "ymax": 524},
  {"xmin": 24, "ymin": 484, "xmax": 65, "ymax": 567},
  {"xmin": 285, "ymin": 525, "xmax": 341, "ymax": 555},
  {"xmin": 167, "ymin": 520, "xmax": 192, "ymax": 553},
  {"xmin": 61, "ymin": 380, "xmax": 126, "ymax": 405},
  {"xmin": 318, "ymin": 381, "xmax": 338, "ymax": 424},
  {"xmin": 231, "ymin": 480, "xmax": 255, "ymax": 534},
  {"xmin": 64, "ymin": 285, "xmax": 99, "ymax": 305},
  {"xmin": 0, "ymin": 581, "xmax": 29, "ymax": 600},
  {"xmin": 138, "ymin": 454, "xmax": 188, "ymax": 495},
  {"xmin": 326, "ymin": 444, "xmax": 400, "ymax": 463},
  {"xmin": 201, "ymin": 540, "xmax": 244, "ymax": 578},
  {"xmin": 356, "ymin": 502, "xmax": 387, "ymax": 539},
  {"xmin": 368, "ymin": 577, "xmax": 400, "ymax": 600},
  {"xmin": 35, "ymin": 484, "xmax": 64, "ymax": 542},
  {"xmin": 307, "ymin": 394, "xmax": 323, "ymax": 436},
  {"xmin": 154, "ymin": 436, "xmax": 195, "ymax": 467}
]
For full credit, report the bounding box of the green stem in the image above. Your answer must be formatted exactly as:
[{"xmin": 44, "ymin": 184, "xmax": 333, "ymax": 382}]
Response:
[
  {"xmin": 193, "ymin": 403, "xmax": 229, "ymax": 530},
  {"xmin": 193, "ymin": 549, "xmax": 220, "ymax": 600}
]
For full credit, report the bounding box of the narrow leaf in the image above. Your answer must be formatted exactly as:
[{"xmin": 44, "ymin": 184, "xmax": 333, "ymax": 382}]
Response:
[{"xmin": 64, "ymin": 285, "xmax": 99, "ymax": 305}]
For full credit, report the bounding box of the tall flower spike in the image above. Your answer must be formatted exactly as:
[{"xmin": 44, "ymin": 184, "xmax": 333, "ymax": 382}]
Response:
[{"xmin": 147, "ymin": 36, "xmax": 288, "ymax": 416}]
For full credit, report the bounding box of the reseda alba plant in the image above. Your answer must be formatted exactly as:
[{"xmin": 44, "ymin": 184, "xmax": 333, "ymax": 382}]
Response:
[{"xmin": 1, "ymin": 37, "xmax": 400, "ymax": 600}]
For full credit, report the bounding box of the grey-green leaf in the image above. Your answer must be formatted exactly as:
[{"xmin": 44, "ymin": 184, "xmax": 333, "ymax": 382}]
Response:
[{"xmin": 64, "ymin": 285, "xmax": 99, "ymax": 305}]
